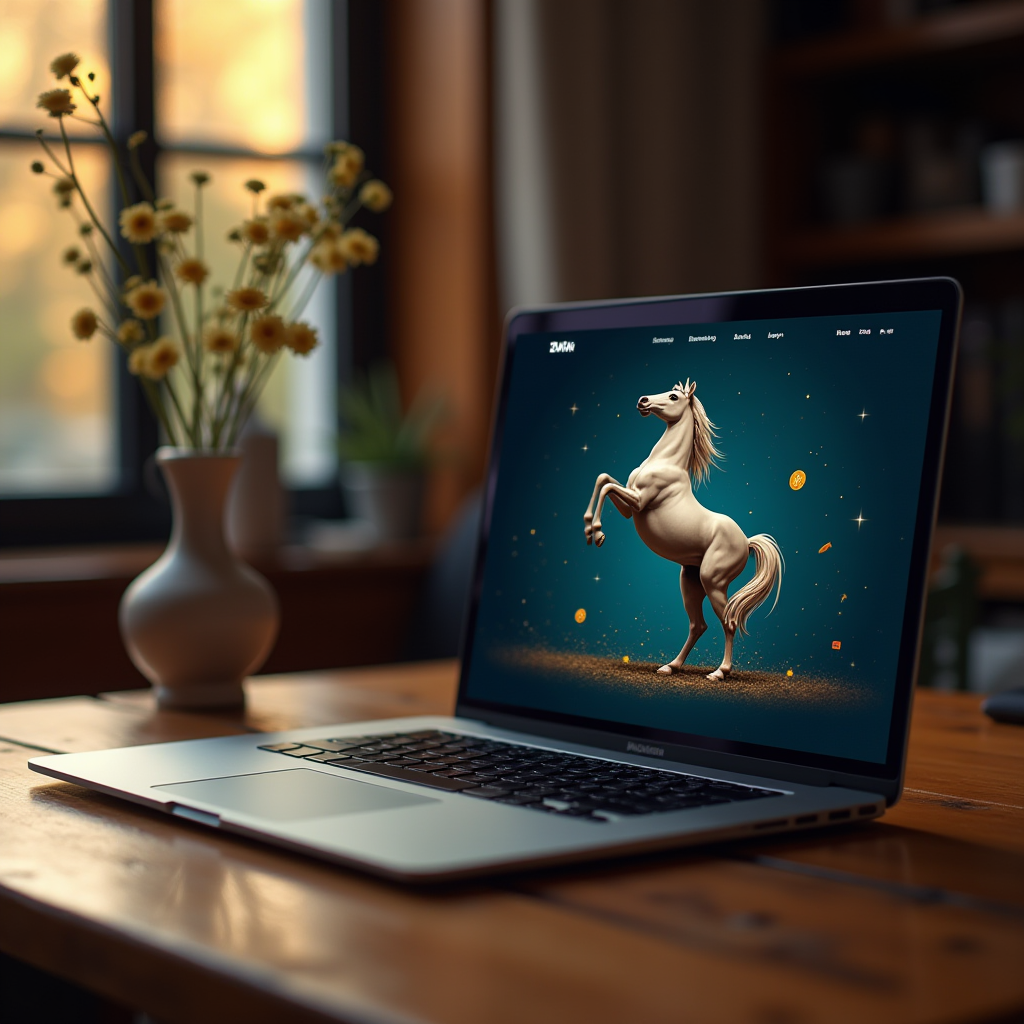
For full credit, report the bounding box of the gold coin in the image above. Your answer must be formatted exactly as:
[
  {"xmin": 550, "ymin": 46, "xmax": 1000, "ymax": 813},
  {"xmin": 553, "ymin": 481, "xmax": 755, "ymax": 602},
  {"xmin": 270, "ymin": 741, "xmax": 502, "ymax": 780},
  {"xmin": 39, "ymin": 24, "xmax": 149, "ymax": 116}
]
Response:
[
  {"xmin": 574, "ymin": 608, "xmax": 586, "ymax": 624},
  {"xmin": 789, "ymin": 470, "xmax": 806, "ymax": 490}
]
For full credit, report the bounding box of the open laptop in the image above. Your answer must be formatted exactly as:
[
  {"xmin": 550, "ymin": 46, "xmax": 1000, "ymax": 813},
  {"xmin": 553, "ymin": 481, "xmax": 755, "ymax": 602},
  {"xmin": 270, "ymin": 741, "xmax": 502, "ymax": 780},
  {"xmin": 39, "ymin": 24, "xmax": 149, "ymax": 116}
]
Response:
[{"xmin": 30, "ymin": 278, "xmax": 962, "ymax": 882}]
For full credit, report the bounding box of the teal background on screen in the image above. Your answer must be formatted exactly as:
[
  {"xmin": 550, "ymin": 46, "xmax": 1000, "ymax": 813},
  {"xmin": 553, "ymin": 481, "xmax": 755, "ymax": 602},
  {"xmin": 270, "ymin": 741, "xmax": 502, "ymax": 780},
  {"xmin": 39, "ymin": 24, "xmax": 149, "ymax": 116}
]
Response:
[{"xmin": 465, "ymin": 310, "xmax": 943, "ymax": 763}]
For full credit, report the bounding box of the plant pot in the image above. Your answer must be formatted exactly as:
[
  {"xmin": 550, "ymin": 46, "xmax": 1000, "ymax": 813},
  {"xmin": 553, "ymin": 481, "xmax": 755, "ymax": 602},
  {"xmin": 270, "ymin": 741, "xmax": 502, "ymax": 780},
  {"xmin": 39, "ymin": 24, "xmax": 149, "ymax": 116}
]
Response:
[
  {"xmin": 119, "ymin": 448, "xmax": 280, "ymax": 709},
  {"xmin": 341, "ymin": 463, "xmax": 425, "ymax": 542}
]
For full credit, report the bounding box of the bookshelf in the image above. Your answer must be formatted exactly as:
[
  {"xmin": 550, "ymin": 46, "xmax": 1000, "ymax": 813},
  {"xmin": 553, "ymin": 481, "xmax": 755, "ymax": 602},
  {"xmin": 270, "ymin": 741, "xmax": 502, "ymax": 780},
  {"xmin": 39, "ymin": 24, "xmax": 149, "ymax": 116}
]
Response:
[{"xmin": 766, "ymin": 0, "xmax": 1024, "ymax": 599}]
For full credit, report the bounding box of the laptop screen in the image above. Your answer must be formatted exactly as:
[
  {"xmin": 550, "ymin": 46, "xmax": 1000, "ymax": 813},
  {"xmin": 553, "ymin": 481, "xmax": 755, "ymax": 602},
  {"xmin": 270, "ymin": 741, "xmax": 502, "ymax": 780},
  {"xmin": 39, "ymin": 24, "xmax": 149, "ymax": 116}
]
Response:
[{"xmin": 459, "ymin": 282, "xmax": 959, "ymax": 780}]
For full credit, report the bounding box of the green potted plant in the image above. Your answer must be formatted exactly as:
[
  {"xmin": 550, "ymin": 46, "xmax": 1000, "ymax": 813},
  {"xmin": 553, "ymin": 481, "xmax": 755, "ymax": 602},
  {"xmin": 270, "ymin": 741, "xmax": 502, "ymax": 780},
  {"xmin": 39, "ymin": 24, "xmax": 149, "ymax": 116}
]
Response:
[{"xmin": 338, "ymin": 364, "xmax": 444, "ymax": 541}]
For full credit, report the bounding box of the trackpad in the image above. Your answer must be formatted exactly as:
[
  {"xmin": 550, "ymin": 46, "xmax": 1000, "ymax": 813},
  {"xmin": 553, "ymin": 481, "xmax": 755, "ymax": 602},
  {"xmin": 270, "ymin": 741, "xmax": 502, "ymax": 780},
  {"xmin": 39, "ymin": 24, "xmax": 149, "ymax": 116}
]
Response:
[{"xmin": 155, "ymin": 768, "xmax": 439, "ymax": 821}]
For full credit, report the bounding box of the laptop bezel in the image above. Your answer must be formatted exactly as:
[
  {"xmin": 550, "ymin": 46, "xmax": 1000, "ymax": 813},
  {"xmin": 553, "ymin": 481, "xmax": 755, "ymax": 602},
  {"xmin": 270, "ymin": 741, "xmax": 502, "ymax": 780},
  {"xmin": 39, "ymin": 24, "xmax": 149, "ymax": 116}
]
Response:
[{"xmin": 455, "ymin": 278, "xmax": 962, "ymax": 804}]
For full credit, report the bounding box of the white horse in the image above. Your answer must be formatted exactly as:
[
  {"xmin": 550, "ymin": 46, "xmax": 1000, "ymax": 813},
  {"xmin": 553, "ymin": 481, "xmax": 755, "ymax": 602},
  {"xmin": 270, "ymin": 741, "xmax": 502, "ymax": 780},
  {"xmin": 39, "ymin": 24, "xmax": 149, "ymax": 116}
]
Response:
[{"xmin": 583, "ymin": 379, "xmax": 782, "ymax": 680}]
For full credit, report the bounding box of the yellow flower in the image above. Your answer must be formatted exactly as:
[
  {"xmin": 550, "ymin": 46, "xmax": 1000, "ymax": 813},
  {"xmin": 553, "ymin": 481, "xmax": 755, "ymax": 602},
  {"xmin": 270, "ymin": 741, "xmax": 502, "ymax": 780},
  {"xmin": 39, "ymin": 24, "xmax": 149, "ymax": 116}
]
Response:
[
  {"xmin": 154, "ymin": 197, "xmax": 174, "ymax": 210},
  {"xmin": 269, "ymin": 210, "xmax": 306, "ymax": 242},
  {"xmin": 127, "ymin": 347, "xmax": 148, "ymax": 376},
  {"xmin": 359, "ymin": 179, "xmax": 392, "ymax": 212},
  {"xmin": 266, "ymin": 194, "xmax": 294, "ymax": 211},
  {"xmin": 328, "ymin": 146, "xmax": 364, "ymax": 188},
  {"xmin": 127, "ymin": 131, "xmax": 147, "ymax": 150},
  {"xmin": 295, "ymin": 202, "xmax": 319, "ymax": 228},
  {"xmin": 125, "ymin": 280, "xmax": 167, "ymax": 319},
  {"xmin": 203, "ymin": 324, "xmax": 239, "ymax": 354},
  {"xmin": 62, "ymin": 246, "xmax": 81, "ymax": 265},
  {"xmin": 285, "ymin": 321, "xmax": 318, "ymax": 355},
  {"xmin": 71, "ymin": 308, "xmax": 98, "ymax": 340},
  {"xmin": 226, "ymin": 286, "xmax": 269, "ymax": 313},
  {"xmin": 37, "ymin": 89, "xmax": 76, "ymax": 117},
  {"xmin": 250, "ymin": 314, "xmax": 287, "ymax": 354},
  {"xmin": 337, "ymin": 228, "xmax": 379, "ymax": 266},
  {"xmin": 241, "ymin": 218, "xmax": 270, "ymax": 245},
  {"xmin": 308, "ymin": 240, "xmax": 347, "ymax": 275},
  {"xmin": 143, "ymin": 337, "xmax": 180, "ymax": 380},
  {"xmin": 117, "ymin": 319, "xmax": 145, "ymax": 345},
  {"xmin": 119, "ymin": 202, "xmax": 158, "ymax": 244},
  {"xmin": 50, "ymin": 53, "xmax": 80, "ymax": 79},
  {"xmin": 159, "ymin": 209, "xmax": 193, "ymax": 234},
  {"xmin": 319, "ymin": 220, "xmax": 342, "ymax": 241},
  {"xmin": 175, "ymin": 258, "xmax": 209, "ymax": 285},
  {"xmin": 244, "ymin": 179, "xmax": 266, "ymax": 194},
  {"xmin": 122, "ymin": 275, "xmax": 142, "ymax": 292}
]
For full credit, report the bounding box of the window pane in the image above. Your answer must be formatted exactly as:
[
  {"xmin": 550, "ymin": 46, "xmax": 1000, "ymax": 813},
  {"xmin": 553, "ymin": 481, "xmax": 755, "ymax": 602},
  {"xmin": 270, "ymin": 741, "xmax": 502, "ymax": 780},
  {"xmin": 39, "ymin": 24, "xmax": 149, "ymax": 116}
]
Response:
[
  {"xmin": 0, "ymin": 142, "xmax": 116, "ymax": 494},
  {"xmin": 157, "ymin": 153, "xmax": 337, "ymax": 487},
  {"xmin": 155, "ymin": 0, "xmax": 331, "ymax": 154},
  {"xmin": 0, "ymin": 0, "xmax": 110, "ymax": 136}
]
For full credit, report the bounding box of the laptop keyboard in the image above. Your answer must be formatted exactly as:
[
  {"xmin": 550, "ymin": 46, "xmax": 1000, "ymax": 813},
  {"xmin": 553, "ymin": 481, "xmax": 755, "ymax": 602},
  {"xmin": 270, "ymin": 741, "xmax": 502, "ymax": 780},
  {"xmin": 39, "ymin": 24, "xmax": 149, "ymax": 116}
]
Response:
[{"xmin": 258, "ymin": 729, "xmax": 781, "ymax": 823}]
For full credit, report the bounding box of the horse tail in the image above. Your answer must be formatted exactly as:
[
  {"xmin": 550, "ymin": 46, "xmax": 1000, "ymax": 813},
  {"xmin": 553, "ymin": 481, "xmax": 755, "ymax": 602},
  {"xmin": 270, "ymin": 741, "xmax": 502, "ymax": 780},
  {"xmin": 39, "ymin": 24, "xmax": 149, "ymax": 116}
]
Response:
[{"xmin": 725, "ymin": 534, "xmax": 784, "ymax": 636}]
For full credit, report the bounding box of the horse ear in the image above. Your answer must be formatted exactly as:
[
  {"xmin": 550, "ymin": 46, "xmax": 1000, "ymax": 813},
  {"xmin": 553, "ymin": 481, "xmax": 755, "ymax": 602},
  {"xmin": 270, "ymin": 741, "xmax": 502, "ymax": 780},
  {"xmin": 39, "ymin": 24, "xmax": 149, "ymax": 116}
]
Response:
[{"xmin": 687, "ymin": 380, "xmax": 697, "ymax": 397}]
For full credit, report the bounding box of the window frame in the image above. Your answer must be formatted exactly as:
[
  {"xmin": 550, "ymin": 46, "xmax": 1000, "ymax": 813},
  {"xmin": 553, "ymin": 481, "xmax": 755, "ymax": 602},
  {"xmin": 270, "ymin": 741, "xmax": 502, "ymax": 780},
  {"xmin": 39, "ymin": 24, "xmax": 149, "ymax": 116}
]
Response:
[{"xmin": 0, "ymin": 0, "xmax": 361, "ymax": 547}]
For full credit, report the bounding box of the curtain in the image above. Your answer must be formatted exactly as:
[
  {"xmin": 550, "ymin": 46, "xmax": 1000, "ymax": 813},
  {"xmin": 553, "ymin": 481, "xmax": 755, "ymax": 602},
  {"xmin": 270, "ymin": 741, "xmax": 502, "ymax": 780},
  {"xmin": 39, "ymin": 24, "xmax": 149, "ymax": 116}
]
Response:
[{"xmin": 494, "ymin": 0, "xmax": 766, "ymax": 310}]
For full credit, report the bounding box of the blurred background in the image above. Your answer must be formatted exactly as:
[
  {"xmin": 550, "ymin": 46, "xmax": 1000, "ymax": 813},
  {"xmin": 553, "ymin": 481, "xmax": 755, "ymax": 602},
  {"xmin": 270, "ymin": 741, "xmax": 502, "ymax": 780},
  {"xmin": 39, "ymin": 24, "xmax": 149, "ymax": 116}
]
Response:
[{"xmin": 0, "ymin": 0, "xmax": 1021, "ymax": 696}]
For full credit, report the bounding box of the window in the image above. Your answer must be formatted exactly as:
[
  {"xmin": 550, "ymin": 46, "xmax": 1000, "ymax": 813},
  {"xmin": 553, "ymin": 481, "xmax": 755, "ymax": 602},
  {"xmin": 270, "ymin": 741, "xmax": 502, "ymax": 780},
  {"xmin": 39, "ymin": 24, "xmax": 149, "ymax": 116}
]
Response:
[{"xmin": 0, "ymin": 0, "xmax": 351, "ymax": 545}]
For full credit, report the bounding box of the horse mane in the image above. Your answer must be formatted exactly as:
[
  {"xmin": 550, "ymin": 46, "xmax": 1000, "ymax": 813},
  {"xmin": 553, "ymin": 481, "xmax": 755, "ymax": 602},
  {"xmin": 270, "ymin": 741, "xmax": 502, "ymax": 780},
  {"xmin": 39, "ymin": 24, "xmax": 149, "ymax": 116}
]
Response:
[{"xmin": 676, "ymin": 383, "xmax": 722, "ymax": 486}]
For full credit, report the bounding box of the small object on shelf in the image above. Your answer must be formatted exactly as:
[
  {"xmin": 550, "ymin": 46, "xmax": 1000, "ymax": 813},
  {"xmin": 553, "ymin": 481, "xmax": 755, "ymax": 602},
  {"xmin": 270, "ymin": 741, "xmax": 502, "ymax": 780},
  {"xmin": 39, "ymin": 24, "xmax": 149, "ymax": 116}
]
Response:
[
  {"xmin": 981, "ymin": 687, "xmax": 1024, "ymax": 724},
  {"xmin": 980, "ymin": 140, "xmax": 1024, "ymax": 215}
]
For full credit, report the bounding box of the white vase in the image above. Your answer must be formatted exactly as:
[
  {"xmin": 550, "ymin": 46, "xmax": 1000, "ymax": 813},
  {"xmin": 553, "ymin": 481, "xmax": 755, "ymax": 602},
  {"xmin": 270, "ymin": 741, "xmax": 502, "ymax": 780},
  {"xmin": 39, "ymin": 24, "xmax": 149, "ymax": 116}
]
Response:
[{"xmin": 119, "ymin": 448, "xmax": 280, "ymax": 710}]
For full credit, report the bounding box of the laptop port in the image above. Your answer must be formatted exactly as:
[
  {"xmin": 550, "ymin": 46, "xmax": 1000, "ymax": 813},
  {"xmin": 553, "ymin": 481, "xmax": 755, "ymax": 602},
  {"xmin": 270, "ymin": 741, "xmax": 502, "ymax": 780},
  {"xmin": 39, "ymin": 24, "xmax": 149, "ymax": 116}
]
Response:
[
  {"xmin": 828, "ymin": 809, "xmax": 851, "ymax": 821},
  {"xmin": 794, "ymin": 814, "xmax": 818, "ymax": 825},
  {"xmin": 754, "ymin": 818, "xmax": 789, "ymax": 830},
  {"xmin": 858, "ymin": 805, "xmax": 878, "ymax": 816}
]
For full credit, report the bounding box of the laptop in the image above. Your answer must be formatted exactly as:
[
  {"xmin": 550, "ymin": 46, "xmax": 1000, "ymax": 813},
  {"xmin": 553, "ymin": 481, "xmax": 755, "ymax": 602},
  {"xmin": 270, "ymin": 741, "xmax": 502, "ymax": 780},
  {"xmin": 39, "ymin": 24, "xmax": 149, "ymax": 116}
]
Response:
[{"xmin": 30, "ymin": 277, "xmax": 962, "ymax": 882}]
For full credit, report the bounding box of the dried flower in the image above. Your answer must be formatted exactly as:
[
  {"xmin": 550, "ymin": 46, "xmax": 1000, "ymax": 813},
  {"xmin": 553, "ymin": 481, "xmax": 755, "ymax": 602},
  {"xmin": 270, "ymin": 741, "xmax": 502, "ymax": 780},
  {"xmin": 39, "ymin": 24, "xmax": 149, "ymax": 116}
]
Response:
[
  {"xmin": 125, "ymin": 280, "xmax": 167, "ymax": 319},
  {"xmin": 309, "ymin": 240, "xmax": 347, "ymax": 275},
  {"xmin": 269, "ymin": 210, "xmax": 306, "ymax": 242},
  {"xmin": 359, "ymin": 179, "xmax": 392, "ymax": 212},
  {"xmin": 144, "ymin": 337, "xmax": 181, "ymax": 379},
  {"xmin": 31, "ymin": 161, "xmax": 44, "ymax": 174},
  {"xmin": 62, "ymin": 245, "xmax": 81, "ymax": 264},
  {"xmin": 337, "ymin": 228, "xmax": 379, "ymax": 266},
  {"xmin": 78, "ymin": 223, "xmax": 93, "ymax": 236},
  {"xmin": 154, "ymin": 197, "xmax": 174, "ymax": 211},
  {"xmin": 203, "ymin": 324, "xmax": 239, "ymax": 354},
  {"xmin": 159, "ymin": 209, "xmax": 193, "ymax": 233},
  {"xmin": 53, "ymin": 177, "xmax": 75, "ymax": 196},
  {"xmin": 249, "ymin": 314, "xmax": 287, "ymax": 353},
  {"xmin": 37, "ymin": 89, "xmax": 76, "ymax": 117},
  {"xmin": 71, "ymin": 307, "xmax": 98, "ymax": 340},
  {"xmin": 175, "ymin": 257, "xmax": 209, "ymax": 285},
  {"xmin": 76, "ymin": 259, "xmax": 93, "ymax": 274},
  {"xmin": 244, "ymin": 179, "xmax": 266, "ymax": 194},
  {"xmin": 328, "ymin": 146, "xmax": 364, "ymax": 189},
  {"xmin": 122, "ymin": 275, "xmax": 142, "ymax": 292},
  {"xmin": 127, "ymin": 130, "xmax": 148, "ymax": 150},
  {"xmin": 190, "ymin": 170, "xmax": 210, "ymax": 186},
  {"xmin": 226, "ymin": 286, "xmax": 268, "ymax": 313},
  {"xmin": 117, "ymin": 319, "xmax": 145, "ymax": 345},
  {"xmin": 227, "ymin": 227, "xmax": 242, "ymax": 242},
  {"xmin": 50, "ymin": 53, "xmax": 80, "ymax": 79},
  {"xmin": 285, "ymin": 321, "xmax": 318, "ymax": 355},
  {"xmin": 119, "ymin": 201, "xmax": 158, "ymax": 244},
  {"xmin": 295, "ymin": 202, "xmax": 319, "ymax": 228},
  {"xmin": 127, "ymin": 347, "xmax": 148, "ymax": 376},
  {"xmin": 319, "ymin": 220, "xmax": 342, "ymax": 241},
  {"xmin": 241, "ymin": 218, "xmax": 270, "ymax": 245},
  {"xmin": 266, "ymin": 194, "xmax": 294, "ymax": 211},
  {"xmin": 252, "ymin": 251, "xmax": 283, "ymax": 275}
]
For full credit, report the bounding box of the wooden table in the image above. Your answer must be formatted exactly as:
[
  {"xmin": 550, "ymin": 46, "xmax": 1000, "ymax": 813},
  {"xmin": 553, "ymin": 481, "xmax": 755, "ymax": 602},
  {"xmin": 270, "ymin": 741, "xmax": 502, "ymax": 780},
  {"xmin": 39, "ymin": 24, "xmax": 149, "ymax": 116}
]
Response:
[{"xmin": 0, "ymin": 662, "xmax": 1022, "ymax": 1024}]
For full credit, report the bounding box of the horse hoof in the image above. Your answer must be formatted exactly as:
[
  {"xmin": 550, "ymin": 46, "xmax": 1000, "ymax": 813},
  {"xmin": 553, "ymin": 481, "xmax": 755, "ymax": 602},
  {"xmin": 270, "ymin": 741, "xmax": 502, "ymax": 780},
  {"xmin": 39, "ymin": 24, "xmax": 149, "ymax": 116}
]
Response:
[
  {"xmin": 706, "ymin": 669, "xmax": 725, "ymax": 681},
  {"xmin": 595, "ymin": 532, "xmax": 606, "ymax": 547},
  {"xmin": 657, "ymin": 665, "xmax": 673, "ymax": 675}
]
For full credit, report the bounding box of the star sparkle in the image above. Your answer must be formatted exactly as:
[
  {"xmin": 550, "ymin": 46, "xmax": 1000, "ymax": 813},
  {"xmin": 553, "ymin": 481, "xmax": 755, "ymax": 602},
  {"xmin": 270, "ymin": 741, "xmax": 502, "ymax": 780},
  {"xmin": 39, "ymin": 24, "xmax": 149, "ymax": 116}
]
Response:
[
  {"xmin": 853, "ymin": 511, "xmax": 867, "ymax": 529},
  {"xmin": 857, "ymin": 408, "xmax": 869, "ymax": 421},
  {"xmin": 581, "ymin": 444, "xmax": 589, "ymax": 452},
  {"xmin": 570, "ymin": 403, "xmax": 579, "ymax": 416}
]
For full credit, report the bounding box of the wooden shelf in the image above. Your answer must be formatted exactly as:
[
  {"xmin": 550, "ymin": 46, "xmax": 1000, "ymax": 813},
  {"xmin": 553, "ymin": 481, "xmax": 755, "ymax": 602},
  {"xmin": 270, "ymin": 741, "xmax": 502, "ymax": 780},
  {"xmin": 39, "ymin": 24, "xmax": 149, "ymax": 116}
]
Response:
[
  {"xmin": 775, "ymin": 0, "xmax": 1024, "ymax": 78},
  {"xmin": 932, "ymin": 524, "xmax": 1024, "ymax": 601},
  {"xmin": 782, "ymin": 208, "xmax": 1024, "ymax": 268}
]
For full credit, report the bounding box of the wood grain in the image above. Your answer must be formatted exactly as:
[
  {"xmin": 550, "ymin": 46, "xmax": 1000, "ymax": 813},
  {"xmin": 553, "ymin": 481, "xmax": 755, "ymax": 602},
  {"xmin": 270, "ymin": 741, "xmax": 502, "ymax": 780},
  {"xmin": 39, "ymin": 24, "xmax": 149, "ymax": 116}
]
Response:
[{"xmin": 0, "ymin": 667, "xmax": 1021, "ymax": 1024}]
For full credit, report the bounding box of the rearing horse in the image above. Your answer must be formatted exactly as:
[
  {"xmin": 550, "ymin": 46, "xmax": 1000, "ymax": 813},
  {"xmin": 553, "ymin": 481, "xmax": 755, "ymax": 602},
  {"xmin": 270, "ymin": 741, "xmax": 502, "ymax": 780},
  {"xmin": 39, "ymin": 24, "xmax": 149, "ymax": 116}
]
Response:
[{"xmin": 583, "ymin": 379, "xmax": 782, "ymax": 681}]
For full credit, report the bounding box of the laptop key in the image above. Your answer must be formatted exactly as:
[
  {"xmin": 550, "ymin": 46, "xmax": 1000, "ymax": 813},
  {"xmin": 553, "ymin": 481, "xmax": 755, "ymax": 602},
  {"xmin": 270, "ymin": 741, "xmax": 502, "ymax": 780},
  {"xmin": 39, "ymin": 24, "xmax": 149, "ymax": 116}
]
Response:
[
  {"xmin": 258, "ymin": 742, "xmax": 303, "ymax": 752},
  {"xmin": 277, "ymin": 745, "xmax": 327, "ymax": 758},
  {"xmin": 462, "ymin": 786, "xmax": 510, "ymax": 799},
  {"xmin": 336, "ymin": 760, "xmax": 477, "ymax": 791}
]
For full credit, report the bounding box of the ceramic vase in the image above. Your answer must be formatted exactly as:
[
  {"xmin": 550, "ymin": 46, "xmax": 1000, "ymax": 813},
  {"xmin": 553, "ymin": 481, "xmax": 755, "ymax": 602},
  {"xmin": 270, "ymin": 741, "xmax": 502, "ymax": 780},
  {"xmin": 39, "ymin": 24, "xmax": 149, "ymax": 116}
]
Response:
[{"xmin": 119, "ymin": 448, "xmax": 280, "ymax": 710}]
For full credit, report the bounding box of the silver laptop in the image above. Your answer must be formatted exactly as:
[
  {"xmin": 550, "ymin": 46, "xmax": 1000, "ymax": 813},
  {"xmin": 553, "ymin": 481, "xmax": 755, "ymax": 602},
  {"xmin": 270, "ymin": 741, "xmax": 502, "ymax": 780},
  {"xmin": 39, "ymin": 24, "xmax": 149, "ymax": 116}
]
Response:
[{"xmin": 31, "ymin": 278, "xmax": 962, "ymax": 882}]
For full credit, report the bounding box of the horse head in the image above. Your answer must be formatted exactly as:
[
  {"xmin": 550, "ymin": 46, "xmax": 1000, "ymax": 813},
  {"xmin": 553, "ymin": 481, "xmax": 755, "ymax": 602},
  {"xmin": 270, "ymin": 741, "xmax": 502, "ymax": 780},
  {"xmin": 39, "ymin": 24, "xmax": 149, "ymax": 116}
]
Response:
[{"xmin": 636, "ymin": 379, "xmax": 697, "ymax": 422}]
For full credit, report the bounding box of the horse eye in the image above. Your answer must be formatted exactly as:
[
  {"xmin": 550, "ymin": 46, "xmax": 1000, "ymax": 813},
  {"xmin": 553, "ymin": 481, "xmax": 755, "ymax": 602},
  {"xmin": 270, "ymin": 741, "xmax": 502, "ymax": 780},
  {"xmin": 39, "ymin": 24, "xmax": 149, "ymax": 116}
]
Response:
[{"xmin": 669, "ymin": 393, "xmax": 679, "ymax": 401}]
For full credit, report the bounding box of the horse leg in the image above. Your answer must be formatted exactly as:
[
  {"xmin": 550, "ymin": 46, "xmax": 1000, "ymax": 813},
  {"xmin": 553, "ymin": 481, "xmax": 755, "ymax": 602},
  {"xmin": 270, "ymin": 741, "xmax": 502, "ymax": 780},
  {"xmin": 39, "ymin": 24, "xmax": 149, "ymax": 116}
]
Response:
[
  {"xmin": 591, "ymin": 482, "xmax": 641, "ymax": 547},
  {"xmin": 702, "ymin": 579, "xmax": 736, "ymax": 681},
  {"xmin": 584, "ymin": 473, "xmax": 619, "ymax": 545},
  {"xmin": 658, "ymin": 566, "xmax": 707, "ymax": 674}
]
